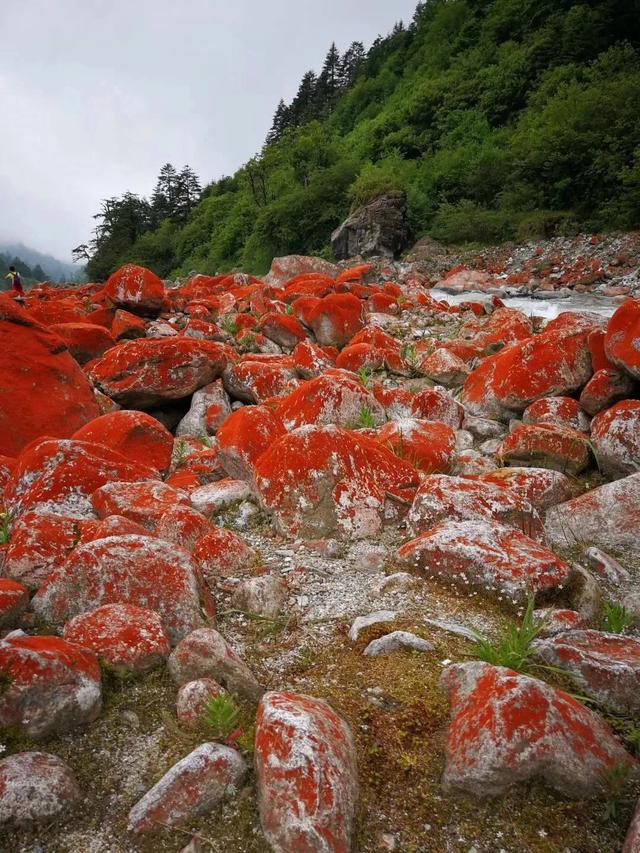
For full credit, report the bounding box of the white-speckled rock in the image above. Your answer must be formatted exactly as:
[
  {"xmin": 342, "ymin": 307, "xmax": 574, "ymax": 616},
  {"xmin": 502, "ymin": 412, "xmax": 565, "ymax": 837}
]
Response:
[{"xmin": 0, "ymin": 752, "xmax": 80, "ymax": 824}]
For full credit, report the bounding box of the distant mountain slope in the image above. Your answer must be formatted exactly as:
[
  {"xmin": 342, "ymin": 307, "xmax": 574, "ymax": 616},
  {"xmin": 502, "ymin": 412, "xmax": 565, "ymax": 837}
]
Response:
[{"xmin": 0, "ymin": 241, "xmax": 81, "ymax": 281}]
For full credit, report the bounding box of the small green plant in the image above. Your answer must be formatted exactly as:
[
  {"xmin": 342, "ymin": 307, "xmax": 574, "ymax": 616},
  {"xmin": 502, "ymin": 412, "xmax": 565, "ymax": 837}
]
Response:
[
  {"xmin": 202, "ymin": 694, "xmax": 240, "ymax": 740},
  {"xmin": 174, "ymin": 438, "xmax": 189, "ymax": 465},
  {"xmin": 284, "ymin": 304, "xmax": 293, "ymax": 315},
  {"xmin": 357, "ymin": 366, "xmax": 373, "ymax": 389},
  {"xmin": 358, "ymin": 404, "xmax": 377, "ymax": 429},
  {"xmin": 220, "ymin": 314, "xmax": 239, "ymax": 336},
  {"xmin": 0, "ymin": 510, "xmax": 15, "ymax": 544},
  {"xmin": 470, "ymin": 595, "xmax": 551, "ymax": 675},
  {"xmin": 199, "ymin": 434, "xmax": 215, "ymax": 449},
  {"xmin": 600, "ymin": 600, "xmax": 633, "ymax": 634},
  {"xmin": 400, "ymin": 342, "xmax": 418, "ymax": 365},
  {"xmin": 601, "ymin": 760, "xmax": 634, "ymax": 821}
]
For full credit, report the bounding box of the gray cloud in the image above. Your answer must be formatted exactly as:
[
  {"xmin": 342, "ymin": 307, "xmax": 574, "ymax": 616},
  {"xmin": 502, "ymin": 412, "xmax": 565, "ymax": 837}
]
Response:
[{"xmin": 0, "ymin": 0, "xmax": 418, "ymax": 261}]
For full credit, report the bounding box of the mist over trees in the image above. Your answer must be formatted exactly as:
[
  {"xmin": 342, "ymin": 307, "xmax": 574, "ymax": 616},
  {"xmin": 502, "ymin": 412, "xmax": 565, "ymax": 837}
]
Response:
[{"xmin": 77, "ymin": 0, "xmax": 640, "ymax": 281}]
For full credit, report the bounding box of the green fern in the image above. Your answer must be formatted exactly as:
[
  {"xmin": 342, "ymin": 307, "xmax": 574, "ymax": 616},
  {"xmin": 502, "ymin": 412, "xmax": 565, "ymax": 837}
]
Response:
[{"xmin": 202, "ymin": 694, "xmax": 240, "ymax": 739}]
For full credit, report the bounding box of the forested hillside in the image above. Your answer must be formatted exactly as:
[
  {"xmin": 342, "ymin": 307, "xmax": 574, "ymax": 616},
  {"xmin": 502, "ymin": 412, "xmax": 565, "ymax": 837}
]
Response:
[
  {"xmin": 0, "ymin": 250, "xmax": 48, "ymax": 286},
  {"xmin": 78, "ymin": 0, "xmax": 640, "ymax": 280}
]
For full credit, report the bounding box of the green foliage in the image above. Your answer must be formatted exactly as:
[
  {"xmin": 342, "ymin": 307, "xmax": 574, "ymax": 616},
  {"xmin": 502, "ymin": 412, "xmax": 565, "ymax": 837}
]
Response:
[
  {"xmin": 470, "ymin": 595, "xmax": 552, "ymax": 675},
  {"xmin": 202, "ymin": 694, "xmax": 240, "ymax": 740},
  {"xmin": 357, "ymin": 404, "xmax": 377, "ymax": 429},
  {"xmin": 78, "ymin": 1, "xmax": 640, "ymax": 280},
  {"xmin": 0, "ymin": 511, "xmax": 13, "ymax": 545},
  {"xmin": 600, "ymin": 600, "xmax": 633, "ymax": 634},
  {"xmin": 357, "ymin": 366, "xmax": 373, "ymax": 389},
  {"xmin": 220, "ymin": 314, "xmax": 239, "ymax": 336},
  {"xmin": 600, "ymin": 761, "xmax": 634, "ymax": 821}
]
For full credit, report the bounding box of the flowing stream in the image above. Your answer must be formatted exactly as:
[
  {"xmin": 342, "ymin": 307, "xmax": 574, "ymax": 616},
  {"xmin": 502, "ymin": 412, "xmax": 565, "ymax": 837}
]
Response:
[{"xmin": 430, "ymin": 289, "xmax": 620, "ymax": 319}]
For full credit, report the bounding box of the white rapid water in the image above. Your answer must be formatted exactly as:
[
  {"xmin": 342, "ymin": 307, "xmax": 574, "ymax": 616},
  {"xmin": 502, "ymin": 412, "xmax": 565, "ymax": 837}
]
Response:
[{"xmin": 430, "ymin": 289, "xmax": 620, "ymax": 319}]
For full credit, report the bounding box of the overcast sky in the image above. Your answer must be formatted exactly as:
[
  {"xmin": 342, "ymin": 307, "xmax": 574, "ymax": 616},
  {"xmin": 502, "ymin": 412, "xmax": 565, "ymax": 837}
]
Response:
[{"xmin": 0, "ymin": 0, "xmax": 418, "ymax": 262}]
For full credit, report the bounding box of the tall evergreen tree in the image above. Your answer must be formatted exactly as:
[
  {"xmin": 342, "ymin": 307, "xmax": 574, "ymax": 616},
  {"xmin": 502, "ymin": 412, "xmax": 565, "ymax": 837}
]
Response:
[
  {"xmin": 266, "ymin": 99, "xmax": 291, "ymax": 144},
  {"xmin": 289, "ymin": 71, "xmax": 318, "ymax": 126},
  {"xmin": 338, "ymin": 41, "xmax": 366, "ymax": 88}
]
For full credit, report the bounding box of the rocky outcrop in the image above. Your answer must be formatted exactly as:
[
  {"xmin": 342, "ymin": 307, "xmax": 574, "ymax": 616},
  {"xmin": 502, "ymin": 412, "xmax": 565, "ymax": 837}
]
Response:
[{"xmin": 331, "ymin": 192, "xmax": 410, "ymax": 260}]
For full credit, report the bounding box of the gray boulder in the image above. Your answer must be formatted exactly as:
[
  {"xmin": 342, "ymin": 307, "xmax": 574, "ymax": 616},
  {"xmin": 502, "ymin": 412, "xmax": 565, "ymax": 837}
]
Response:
[{"xmin": 331, "ymin": 192, "xmax": 410, "ymax": 260}]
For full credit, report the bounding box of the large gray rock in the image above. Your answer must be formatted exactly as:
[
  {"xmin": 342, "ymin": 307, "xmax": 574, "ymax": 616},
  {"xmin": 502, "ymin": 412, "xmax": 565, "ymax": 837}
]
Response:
[
  {"xmin": 0, "ymin": 752, "xmax": 80, "ymax": 825},
  {"xmin": 331, "ymin": 192, "xmax": 410, "ymax": 260}
]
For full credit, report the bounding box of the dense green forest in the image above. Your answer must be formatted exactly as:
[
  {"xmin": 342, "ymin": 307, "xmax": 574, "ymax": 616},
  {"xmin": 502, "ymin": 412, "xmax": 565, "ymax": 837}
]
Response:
[{"xmin": 77, "ymin": 0, "xmax": 640, "ymax": 281}]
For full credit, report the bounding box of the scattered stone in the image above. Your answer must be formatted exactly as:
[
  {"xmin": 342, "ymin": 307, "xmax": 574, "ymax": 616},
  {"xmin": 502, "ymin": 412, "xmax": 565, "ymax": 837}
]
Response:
[
  {"xmin": 0, "ymin": 752, "xmax": 80, "ymax": 825},
  {"xmin": 176, "ymin": 679, "xmax": 226, "ymax": 728},
  {"xmin": 363, "ymin": 631, "xmax": 434, "ymax": 656},
  {"xmin": 349, "ymin": 611, "xmax": 397, "ymax": 642}
]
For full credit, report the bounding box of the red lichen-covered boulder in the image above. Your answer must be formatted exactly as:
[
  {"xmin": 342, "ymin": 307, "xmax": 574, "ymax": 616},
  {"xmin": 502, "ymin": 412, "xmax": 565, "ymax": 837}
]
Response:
[
  {"xmin": 111, "ymin": 308, "xmax": 147, "ymax": 340},
  {"xmin": 128, "ymin": 743, "xmax": 246, "ymax": 833},
  {"xmin": 471, "ymin": 467, "xmax": 573, "ymax": 511},
  {"xmin": 291, "ymin": 340, "xmax": 336, "ymax": 379},
  {"xmin": 534, "ymin": 607, "xmax": 589, "ymax": 638},
  {"xmin": 308, "ymin": 293, "xmax": 364, "ymax": 348},
  {"xmin": 419, "ymin": 347, "xmax": 469, "ymax": 386},
  {"xmin": 72, "ymin": 410, "xmax": 174, "ymax": 474},
  {"xmin": 579, "ymin": 368, "xmax": 636, "ymax": 417},
  {"xmin": 0, "ymin": 296, "xmax": 100, "ymax": 457},
  {"xmin": 222, "ymin": 360, "xmax": 299, "ymax": 404},
  {"xmin": 376, "ymin": 418, "xmax": 456, "ymax": 474},
  {"xmin": 63, "ymin": 603, "xmax": 170, "ymax": 674},
  {"xmin": 255, "ymin": 425, "xmax": 419, "ymax": 539},
  {"xmin": 0, "ymin": 578, "xmax": 29, "ymax": 627},
  {"xmin": 372, "ymin": 385, "xmax": 414, "ymax": 420},
  {"xmin": 168, "ymin": 628, "xmax": 263, "ymax": 700},
  {"xmin": 77, "ymin": 514, "xmax": 151, "ymax": 544},
  {"xmin": 0, "ymin": 751, "xmax": 80, "ymax": 825},
  {"xmin": 545, "ymin": 473, "xmax": 640, "ymax": 556},
  {"xmin": 265, "ymin": 255, "xmax": 338, "ymax": 288},
  {"xmin": 0, "ymin": 455, "xmax": 15, "ymax": 496},
  {"xmin": 0, "ymin": 635, "xmax": 101, "ymax": 738},
  {"xmin": 102, "ymin": 264, "xmax": 164, "ymax": 316},
  {"xmin": 407, "ymin": 474, "xmax": 540, "ymax": 538},
  {"xmin": 3, "ymin": 512, "xmax": 78, "ymax": 591},
  {"xmin": 335, "ymin": 341, "xmax": 407, "ymax": 374},
  {"xmin": 276, "ymin": 371, "xmax": 385, "ymax": 430},
  {"xmin": 88, "ymin": 338, "xmax": 230, "ymax": 408},
  {"xmin": 193, "ymin": 529, "xmax": 257, "ymax": 584},
  {"xmin": 462, "ymin": 326, "xmax": 594, "ymax": 420},
  {"xmin": 217, "ymin": 405, "xmax": 286, "ymax": 481},
  {"xmin": 154, "ymin": 505, "xmax": 212, "ymax": 551},
  {"xmin": 31, "ymin": 535, "xmax": 205, "ymax": 644},
  {"xmin": 5, "ymin": 439, "xmax": 158, "ymax": 518},
  {"xmin": 590, "ymin": 400, "xmax": 640, "ymax": 478},
  {"xmin": 522, "ymin": 396, "xmax": 590, "ymax": 432},
  {"xmin": 440, "ymin": 662, "xmax": 635, "ymax": 798},
  {"xmin": 176, "ymin": 678, "xmax": 226, "ymax": 727},
  {"xmin": 91, "ymin": 480, "xmax": 190, "ymax": 530},
  {"xmin": 258, "ymin": 312, "xmax": 307, "ymax": 349},
  {"xmin": 255, "ymin": 692, "xmax": 358, "ymax": 853},
  {"xmin": 497, "ymin": 423, "xmax": 591, "ymax": 474},
  {"xmin": 398, "ymin": 519, "xmax": 573, "ymax": 603},
  {"xmin": 49, "ymin": 322, "xmax": 116, "ymax": 364},
  {"xmin": 605, "ymin": 298, "xmax": 640, "ymax": 379},
  {"xmin": 533, "ymin": 630, "xmax": 640, "ymax": 715},
  {"xmin": 410, "ymin": 386, "xmax": 464, "ymax": 429}
]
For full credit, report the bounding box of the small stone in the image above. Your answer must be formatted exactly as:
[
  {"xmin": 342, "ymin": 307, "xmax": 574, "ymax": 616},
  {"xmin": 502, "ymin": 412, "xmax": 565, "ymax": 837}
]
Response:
[
  {"xmin": 0, "ymin": 752, "xmax": 80, "ymax": 825},
  {"xmin": 348, "ymin": 611, "xmax": 397, "ymax": 642},
  {"xmin": 363, "ymin": 631, "xmax": 434, "ymax": 657},
  {"xmin": 230, "ymin": 575, "xmax": 287, "ymax": 618},
  {"xmin": 176, "ymin": 679, "xmax": 226, "ymax": 728}
]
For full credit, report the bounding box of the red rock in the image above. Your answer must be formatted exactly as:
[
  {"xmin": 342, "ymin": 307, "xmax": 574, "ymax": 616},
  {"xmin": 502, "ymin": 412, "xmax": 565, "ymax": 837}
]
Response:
[
  {"xmin": 255, "ymin": 692, "xmax": 358, "ymax": 853},
  {"xmin": 0, "ymin": 634, "xmax": 101, "ymax": 738},
  {"xmin": 168, "ymin": 628, "xmax": 263, "ymax": 700},
  {"xmin": 3, "ymin": 512, "xmax": 78, "ymax": 590},
  {"xmin": 335, "ymin": 340, "xmax": 407, "ymax": 375},
  {"xmin": 419, "ymin": 348, "xmax": 469, "ymax": 386},
  {"xmin": 497, "ymin": 423, "xmax": 591, "ymax": 474},
  {"xmin": 410, "ymin": 386, "xmax": 464, "ymax": 429},
  {"xmin": 534, "ymin": 630, "xmax": 640, "ymax": 715},
  {"xmin": 63, "ymin": 603, "xmax": 170, "ymax": 674},
  {"xmin": 91, "ymin": 480, "xmax": 190, "ymax": 530},
  {"xmin": 176, "ymin": 678, "xmax": 226, "ymax": 727},
  {"xmin": 128, "ymin": 743, "xmax": 246, "ymax": 833},
  {"xmin": 49, "ymin": 322, "xmax": 115, "ymax": 364},
  {"xmin": 522, "ymin": 396, "xmax": 589, "ymax": 432},
  {"xmin": 440, "ymin": 662, "xmax": 634, "ymax": 798},
  {"xmin": 192, "ymin": 529, "xmax": 257, "ymax": 584},
  {"xmin": 77, "ymin": 514, "xmax": 150, "ymax": 544},
  {"xmin": 0, "ymin": 455, "xmax": 15, "ymax": 496},
  {"xmin": 407, "ymin": 474, "xmax": 540, "ymax": 538},
  {"xmin": 282, "ymin": 275, "xmax": 334, "ymax": 302},
  {"xmin": 72, "ymin": 410, "xmax": 174, "ymax": 474},
  {"xmin": 265, "ymin": 255, "xmax": 338, "ymax": 287},
  {"xmin": 534, "ymin": 608, "xmax": 589, "ymax": 637},
  {"xmin": 471, "ymin": 467, "xmax": 573, "ymax": 510},
  {"xmin": 462, "ymin": 325, "xmax": 594, "ymax": 419},
  {"xmin": 5, "ymin": 438, "xmax": 158, "ymax": 518},
  {"xmin": 103, "ymin": 264, "xmax": 164, "ymax": 315},
  {"xmin": 336, "ymin": 263, "xmax": 373, "ymax": 284},
  {"xmin": 579, "ymin": 368, "xmax": 636, "ymax": 416},
  {"xmin": 291, "ymin": 340, "xmax": 336, "ymax": 379},
  {"xmin": 217, "ymin": 405, "xmax": 286, "ymax": 481},
  {"xmin": 0, "ymin": 296, "xmax": 100, "ymax": 457},
  {"xmin": 88, "ymin": 338, "xmax": 230, "ymax": 408},
  {"xmin": 32, "ymin": 535, "xmax": 206, "ymax": 644},
  {"xmin": 605, "ymin": 298, "xmax": 640, "ymax": 379},
  {"xmin": 0, "ymin": 578, "xmax": 29, "ymax": 627},
  {"xmin": 292, "ymin": 295, "xmax": 322, "ymax": 328},
  {"xmin": 255, "ymin": 425, "xmax": 419, "ymax": 539},
  {"xmin": 189, "ymin": 478, "xmax": 253, "ymax": 517},
  {"xmin": 258, "ymin": 312, "xmax": 307, "ymax": 348},
  {"xmin": 587, "ymin": 329, "xmax": 614, "ymax": 373},
  {"xmin": 376, "ymin": 418, "xmax": 456, "ymax": 474},
  {"xmin": 111, "ymin": 308, "xmax": 147, "ymax": 340},
  {"xmin": 155, "ymin": 506, "xmax": 212, "ymax": 550},
  {"xmin": 371, "ymin": 385, "xmax": 414, "ymax": 420},
  {"xmin": 308, "ymin": 293, "xmax": 364, "ymax": 348},
  {"xmin": 222, "ymin": 360, "xmax": 299, "ymax": 404},
  {"xmin": 398, "ymin": 519, "xmax": 573, "ymax": 603},
  {"xmin": 276, "ymin": 371, "xmax": 385, "ymax": 430},
  {"xmin": 591, "ymin": 400, "xmax": 640, "ymax": 478},
  {"xmin": 545, "ymin": 473, "xmax": 640, "ymax": 556},
  {"xmin": 0, "ymin": 752, "xmax": 80, "ymax": 824}
]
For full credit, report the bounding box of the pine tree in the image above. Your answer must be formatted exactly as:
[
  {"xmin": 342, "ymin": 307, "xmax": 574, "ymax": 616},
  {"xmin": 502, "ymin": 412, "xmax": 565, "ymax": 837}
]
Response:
[
  {"xmin": 315, "ymin": 43, "xmax": 341, "ymax": 114},
  {"xmin": 266, "ymin": 99, "xmax": 291, "ymax": 145},
  {"xmin": 151, "ymin": 163, "xmax": 179, "ymax": 224},
  {"xmin": 175, "ymin": 166, "xmax": 202, "ymax": 220},
  {"xmin": 289, "ymin": 71, "xmax": 318, "ymax": 127},
  {"xmin": 338, "ymin": 41, "xmax": 366, "ymax": 88}
]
